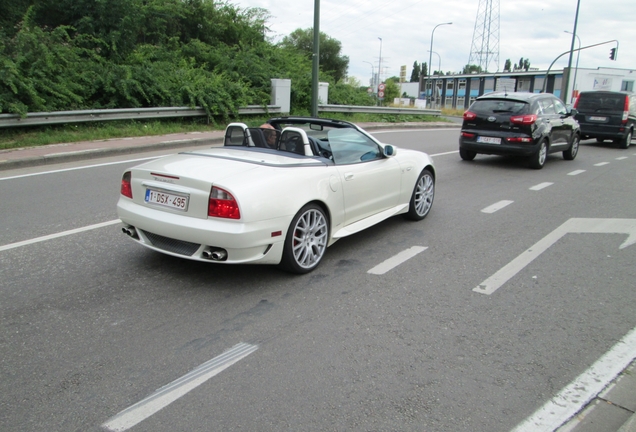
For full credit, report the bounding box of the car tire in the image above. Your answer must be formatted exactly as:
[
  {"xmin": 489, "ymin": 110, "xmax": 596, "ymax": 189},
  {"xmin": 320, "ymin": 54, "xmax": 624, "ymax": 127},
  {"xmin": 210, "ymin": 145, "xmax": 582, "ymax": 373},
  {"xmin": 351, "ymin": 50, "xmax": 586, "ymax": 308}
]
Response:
[
  {"xmin": 404, "ymin": 169, "xmax": 435, "ymax": 221},
  {"xmin": 563, "ymin": 134, "xmax": 580, "ymax": 160},
  {"xmin": 279, "ymin": 203, "xmax": 329, "ymax": 274},
  {"xmin": 459, "ymin": 148, "xmax": 477, "ymax": 161},
  {"xmin": 618, "ymin": 129, "xmax": 632, "ymax": 149},
  {"xmin": 529, "ymin": 139, "xmax": 548, "ymax": 169}
]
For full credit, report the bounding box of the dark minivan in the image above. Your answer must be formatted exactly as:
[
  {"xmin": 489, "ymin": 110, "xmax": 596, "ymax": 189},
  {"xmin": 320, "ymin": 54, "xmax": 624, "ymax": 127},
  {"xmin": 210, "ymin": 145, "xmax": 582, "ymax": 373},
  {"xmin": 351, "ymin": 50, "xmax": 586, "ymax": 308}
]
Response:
[
  {"xmin": 459, "ymin": 92, "xmax": 580, "ymax": 169},
  {"xmin": 573, "ymin": 91, "xmax": 635, "ymax": 149}
]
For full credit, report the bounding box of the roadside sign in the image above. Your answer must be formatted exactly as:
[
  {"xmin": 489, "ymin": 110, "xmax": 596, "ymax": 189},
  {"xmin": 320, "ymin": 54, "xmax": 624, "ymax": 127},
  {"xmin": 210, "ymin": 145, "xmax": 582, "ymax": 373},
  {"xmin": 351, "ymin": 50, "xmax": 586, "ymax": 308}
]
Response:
[
  {"xmin": 378, "ymin": 91, "xmax": 385, "ymax": 98},
  {"xmin": 378, "ymin": 83, "xmax": 386, "ymax": 91}
]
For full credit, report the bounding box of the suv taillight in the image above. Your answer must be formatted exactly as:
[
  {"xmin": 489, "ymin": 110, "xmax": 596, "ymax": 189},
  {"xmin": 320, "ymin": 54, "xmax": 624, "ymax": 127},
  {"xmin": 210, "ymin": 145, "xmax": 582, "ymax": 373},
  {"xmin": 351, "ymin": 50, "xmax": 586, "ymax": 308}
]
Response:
[
  {"xmin": 622, "ymin": 97, "xmax": 630, "ymax": 124},
  {"xmin": 463, "ymin": 111, "xmax": 477, "ymax": 121},
  {"xmin": 121, "ymin": 171, "xmax": 133, "ymax": 198},
  {"xmin": 208, "ymin": 186, "xmax": 240, "ymax": 219},
  {"xmin": 573, "ymin": 95, "xmax": 580, "ymax": 109},
  {"xmin": 510, "ymin": 114, "xmax": 537, "ymax": 125}
]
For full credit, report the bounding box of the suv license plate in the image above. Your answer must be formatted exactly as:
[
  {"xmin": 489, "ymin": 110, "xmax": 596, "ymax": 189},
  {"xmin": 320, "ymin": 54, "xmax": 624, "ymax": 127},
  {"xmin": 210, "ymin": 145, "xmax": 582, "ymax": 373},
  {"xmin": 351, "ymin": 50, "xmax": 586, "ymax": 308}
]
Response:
[
  {"xmin": 477, "ymin": 136, "xmax": 501, "ymax": 144},
  {"xmin": 145, "ymin": 189, "xmax": 189, "ymax": 211},
  {"xmin": 589, "ymin": 116, "xmax": 607, "ymax": 121}
]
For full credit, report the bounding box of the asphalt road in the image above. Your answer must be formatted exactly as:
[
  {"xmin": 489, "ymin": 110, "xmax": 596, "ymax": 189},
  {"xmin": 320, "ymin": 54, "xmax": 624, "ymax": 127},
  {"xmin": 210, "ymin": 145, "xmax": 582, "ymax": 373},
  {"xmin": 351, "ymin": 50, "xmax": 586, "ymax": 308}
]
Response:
[{"xmin": 1, "ymin": 128, "xmax": 635, "ymax": 432}]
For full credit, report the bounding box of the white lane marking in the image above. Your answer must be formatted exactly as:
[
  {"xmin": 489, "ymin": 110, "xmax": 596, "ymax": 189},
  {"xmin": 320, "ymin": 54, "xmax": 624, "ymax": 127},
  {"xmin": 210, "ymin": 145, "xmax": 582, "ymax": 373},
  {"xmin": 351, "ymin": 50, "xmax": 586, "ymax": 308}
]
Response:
[
  {"xmin": 529, "ymin": 182, "xmax": 553, "ymax": 191},
  {"xmin": 372, "ymin": 128, "xmax": 460, "ymax": 134},
  {"xmin": 473, "ymin": 218, "xmax": 636, "ymax": 295},
  {"xmin": 368, "ymin": 246, "xmax": 428, "ymax": 275},
  {"xmin": 481, "ymin": 200, "xmax": 514, "ymax": 214},
  {"xmin": 430, "ymin": 150, "xmax": 459, "ymax": 157},
  {"xmin": 511, "ymin": 326, "xmax": 636, "ymax": 432},
  {"xmin": 0, "ymin": 157, "xmax": 158, "ymax": 181},
  {"xmin": 616, "ymin": 156, "xmax": 628, "ymax": 160},
  {"xmin": 102, "ymin": 343, "xmax": 258, "ymax": 432},
  {"xmin": 0, "ymin": 219, "xmax": 121, "ymax": 252},
  {"xmin": 594, "ymin": 162, "xmax": 609, "ymax": 166},
  {"xmin": 567, "ymin": 170, "xmax": 586, "ymax": 176}
]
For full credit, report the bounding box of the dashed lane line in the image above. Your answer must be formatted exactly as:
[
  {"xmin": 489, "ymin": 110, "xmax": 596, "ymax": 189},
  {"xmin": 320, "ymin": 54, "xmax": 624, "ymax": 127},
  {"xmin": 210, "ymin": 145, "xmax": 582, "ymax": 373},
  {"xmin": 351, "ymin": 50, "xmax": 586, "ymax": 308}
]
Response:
[
  {"xmin": 567, "ymin": 169, "xmax": 586, "ymax": 176},
  {"xmin": 529, "ymin": 182, "xmax": 553, "ymax": 191},
  {"xmin": 0, "ymin": 219, "xmax": 121, "ymax": 252},
  {"xmin": 102, "ymin": 342, "xmax": 258, "ymax": 432},
  {"xmin": 367, "ymin": 246, "xmax": 428, "ymax": 274},
  {"xmin": 481, "ymin": 200, "xmax": 514, "ymax": 214}
]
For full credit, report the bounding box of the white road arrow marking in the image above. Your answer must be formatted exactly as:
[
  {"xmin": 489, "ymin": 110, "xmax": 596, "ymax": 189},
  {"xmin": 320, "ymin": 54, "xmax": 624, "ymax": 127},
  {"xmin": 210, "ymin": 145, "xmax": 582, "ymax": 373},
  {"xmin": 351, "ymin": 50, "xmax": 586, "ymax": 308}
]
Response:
[{"xmin": 473, "ymin": 218, "xmax": 636, "ymax": 295}]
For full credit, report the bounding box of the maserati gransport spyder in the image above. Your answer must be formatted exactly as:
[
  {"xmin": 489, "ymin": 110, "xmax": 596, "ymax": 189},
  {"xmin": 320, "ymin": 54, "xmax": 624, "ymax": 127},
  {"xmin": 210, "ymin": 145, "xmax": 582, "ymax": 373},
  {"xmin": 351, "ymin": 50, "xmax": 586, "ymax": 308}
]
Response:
[{"xmin": 117, "ymin": 117, "xmax": 435, "ymax": 273}]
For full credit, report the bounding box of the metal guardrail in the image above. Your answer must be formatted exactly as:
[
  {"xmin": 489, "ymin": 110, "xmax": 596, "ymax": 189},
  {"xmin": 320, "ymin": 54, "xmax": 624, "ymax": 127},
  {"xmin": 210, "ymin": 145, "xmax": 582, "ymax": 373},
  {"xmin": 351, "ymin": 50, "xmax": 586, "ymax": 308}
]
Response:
[
  {"xmin": 318, "ymin": 104, "xmax": 441, "ymax": 116},
  {"xmin": 0, "ymin": 105, "xmax": 281, "ymax": 128},
  {"xmin": 0, "ymin": 103, "xmax": 440, "ymax": 128}
]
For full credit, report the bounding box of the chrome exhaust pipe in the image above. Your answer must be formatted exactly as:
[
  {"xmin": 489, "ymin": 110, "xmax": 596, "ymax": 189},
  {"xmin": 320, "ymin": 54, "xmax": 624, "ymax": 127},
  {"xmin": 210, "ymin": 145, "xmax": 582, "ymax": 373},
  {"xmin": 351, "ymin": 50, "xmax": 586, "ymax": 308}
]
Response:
[
  {"xmin": 211, "ymin": 250, "xmax": 227, "ymax": 260},
  {"xmin": 202, "ymin": 248, "xmax": 227, "ymax": 261},
  {"xmin": 122, "ymin": 227, "xmax": 137, "ymax": 237}
]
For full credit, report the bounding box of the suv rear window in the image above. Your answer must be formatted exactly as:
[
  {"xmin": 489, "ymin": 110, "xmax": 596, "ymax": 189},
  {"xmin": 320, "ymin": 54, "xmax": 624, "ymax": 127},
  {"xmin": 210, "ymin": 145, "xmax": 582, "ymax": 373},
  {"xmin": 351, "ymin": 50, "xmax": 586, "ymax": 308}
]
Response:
[
  {"xmin": 470, "ymin": 99, "xmax": 529, "ymax": 115},
  {"xmin": 577, "ymin": 93, "xmax": 626, "ymax": 113}
]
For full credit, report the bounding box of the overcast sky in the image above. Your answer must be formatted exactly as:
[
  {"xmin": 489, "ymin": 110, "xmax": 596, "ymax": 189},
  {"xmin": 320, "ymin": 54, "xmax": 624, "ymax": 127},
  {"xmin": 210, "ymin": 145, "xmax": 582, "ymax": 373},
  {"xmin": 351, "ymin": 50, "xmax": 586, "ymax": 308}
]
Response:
[{"xmin": 235, "ymin": 0, "xmax": 635, "ymax": 87}]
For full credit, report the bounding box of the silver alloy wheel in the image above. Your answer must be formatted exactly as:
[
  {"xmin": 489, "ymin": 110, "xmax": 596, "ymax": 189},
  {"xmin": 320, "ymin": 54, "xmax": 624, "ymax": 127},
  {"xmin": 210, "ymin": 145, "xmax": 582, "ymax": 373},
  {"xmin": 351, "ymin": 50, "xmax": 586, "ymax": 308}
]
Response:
[
  {"xmin": 414, "ymin": 172, "xmax": 434, "ymax": 217},
  {"xmin": 292, "ymin": 208, "xmax": 328, "ymax": 269},
  {"xmin": 538, "ymin": 141, "xmax": 547, "ymax": 166}
]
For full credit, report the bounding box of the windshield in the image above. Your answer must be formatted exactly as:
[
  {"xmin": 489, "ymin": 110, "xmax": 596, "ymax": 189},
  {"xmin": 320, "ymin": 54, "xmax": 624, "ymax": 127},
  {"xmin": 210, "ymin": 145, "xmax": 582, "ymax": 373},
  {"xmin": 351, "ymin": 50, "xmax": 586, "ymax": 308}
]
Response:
[
  {"xmin": 577, "ymin": 93, "xmax": 626, "ymax": 113},
  {"xmin": 470, "ymin": 99, "xmax": 529, "ymax": 115}
]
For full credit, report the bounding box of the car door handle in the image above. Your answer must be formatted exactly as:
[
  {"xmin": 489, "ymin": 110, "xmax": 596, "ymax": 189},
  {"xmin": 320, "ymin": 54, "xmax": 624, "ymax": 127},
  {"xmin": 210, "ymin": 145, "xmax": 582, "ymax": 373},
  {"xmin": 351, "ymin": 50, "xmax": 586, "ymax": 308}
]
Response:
[{"xmin": 344, "ymin": 173, "xmax": 354, "ymax": 181}]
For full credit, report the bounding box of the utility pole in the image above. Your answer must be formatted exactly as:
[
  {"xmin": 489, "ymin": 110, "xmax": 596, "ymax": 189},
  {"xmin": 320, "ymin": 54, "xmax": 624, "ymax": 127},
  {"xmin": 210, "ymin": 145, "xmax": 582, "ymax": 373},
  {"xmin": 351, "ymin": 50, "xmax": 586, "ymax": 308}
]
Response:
[{"xmin": 311, "ymin": 0, "xmax": 320, "ymax": 117}]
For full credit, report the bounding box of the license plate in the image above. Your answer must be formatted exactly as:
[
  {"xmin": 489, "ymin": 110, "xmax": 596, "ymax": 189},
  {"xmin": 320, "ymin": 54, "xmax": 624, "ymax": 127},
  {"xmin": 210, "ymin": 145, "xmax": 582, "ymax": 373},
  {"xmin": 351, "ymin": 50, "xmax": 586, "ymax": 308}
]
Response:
[
  {"xmin": 477, "ymin": 136, "xmax": 501, "ymax": 144},
  {"xmin": 145, "ymin": 189, "xmax": 189, "ymax": 211},
  {"xmin": 589, "ymin": 116, "xmax": 607, "ymax": 121}
]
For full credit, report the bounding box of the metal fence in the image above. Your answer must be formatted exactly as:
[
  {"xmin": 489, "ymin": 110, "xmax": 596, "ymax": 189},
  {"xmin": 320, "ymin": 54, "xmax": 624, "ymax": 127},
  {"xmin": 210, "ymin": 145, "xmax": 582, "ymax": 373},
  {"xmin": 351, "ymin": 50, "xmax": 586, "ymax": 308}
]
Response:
[{"xmin": 0, "ymin": 104, "xmax": 441, "ymax": 128}]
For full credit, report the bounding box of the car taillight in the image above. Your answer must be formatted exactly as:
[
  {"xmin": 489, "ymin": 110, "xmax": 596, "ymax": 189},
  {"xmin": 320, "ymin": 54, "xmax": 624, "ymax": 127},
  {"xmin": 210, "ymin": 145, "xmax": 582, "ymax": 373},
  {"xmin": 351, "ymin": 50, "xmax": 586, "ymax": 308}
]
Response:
[
  {"xmin": 461, "ymin": 132, "xmax": 476, "ymax": 138},
  {"xmin": 573, "ymin": 95, "xmax": 580, "ymax": 109},
  {"xmin": 506, "ymin": 137, "xmax": 533, "ymax": 143},
  {"xmin": 121, "ymin": 171, "xmax": 133, "ymax": 198},
  {"xmin": 463, "ymin": 111, "xmax": 477, "ymax": 121},
  {"xmin": 622, "ymin": 97, "xmax": 630, "ymax": 124},
  {"xmin": 208, "ymin": 186, "xmax": 240, "ymax": 219},
  {"xmin": 510, "ymin": 114, "xmax": 537, "ymax": 125}
]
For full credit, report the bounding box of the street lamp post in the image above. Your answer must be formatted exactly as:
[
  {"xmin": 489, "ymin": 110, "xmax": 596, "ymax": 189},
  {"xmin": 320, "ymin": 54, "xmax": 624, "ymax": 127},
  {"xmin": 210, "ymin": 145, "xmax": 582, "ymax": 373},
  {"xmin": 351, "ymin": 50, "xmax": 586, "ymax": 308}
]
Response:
[
  {"xmin": 428, "ymin": 51, "xmax": 441, "ymax": 107},
  {"xmin": 565, "ymin": 30, "xmax": 581, "ymax": 103},
  {"xmin": 362, "ymin": 61, "xmax": 375, "ymax": 90},
  {"xmin": 563, "ymin": 0, "xmax": 581, "ymax": 104},
  {"xmin": 377, "ymin": 37, "xmax": 383, "ymax": 105},
  {"xmin": 428, "ymin": 50, "xmax": 441, "ymax": 76},
  {"xmin": 428, "ymin": 22, "xmax": 452, "ymax": 109}
]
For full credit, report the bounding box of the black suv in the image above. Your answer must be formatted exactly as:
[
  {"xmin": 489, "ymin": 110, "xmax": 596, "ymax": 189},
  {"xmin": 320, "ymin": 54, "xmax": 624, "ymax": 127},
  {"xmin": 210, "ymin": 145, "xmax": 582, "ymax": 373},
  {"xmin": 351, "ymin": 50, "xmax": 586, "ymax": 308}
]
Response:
[
  {"xmin": 459, "ymin": 92, "xmax": 580, "ymax": 169},
  {"xmin": 573, "ymin": 91, "xmax": 635, "ymax": 149}
]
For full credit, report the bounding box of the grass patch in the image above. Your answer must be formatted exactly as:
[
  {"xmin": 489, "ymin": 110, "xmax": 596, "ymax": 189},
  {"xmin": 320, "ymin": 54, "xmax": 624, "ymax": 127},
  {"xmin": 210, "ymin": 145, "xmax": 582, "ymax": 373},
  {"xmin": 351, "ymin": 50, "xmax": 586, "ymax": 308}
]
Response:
[{"xmin": 0, "ymin": 112, "xmax": 449, "ymax": 150}]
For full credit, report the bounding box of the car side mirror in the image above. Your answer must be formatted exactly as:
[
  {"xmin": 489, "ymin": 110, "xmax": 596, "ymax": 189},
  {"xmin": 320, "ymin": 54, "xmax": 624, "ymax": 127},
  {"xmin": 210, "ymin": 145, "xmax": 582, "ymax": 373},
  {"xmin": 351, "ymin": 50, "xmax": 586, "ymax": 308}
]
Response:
[
  {"xmin": 383, "ymin": 145, "xmax": 396, "ymax": 157},
  {"xmin": 568, "ymin": 107, "xmax": 578, "ymax": 117}
]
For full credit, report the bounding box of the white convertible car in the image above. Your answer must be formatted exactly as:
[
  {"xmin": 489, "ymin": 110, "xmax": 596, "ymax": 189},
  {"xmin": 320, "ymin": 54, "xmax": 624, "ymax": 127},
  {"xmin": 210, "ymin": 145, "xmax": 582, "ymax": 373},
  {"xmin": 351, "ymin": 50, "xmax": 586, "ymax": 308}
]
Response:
[{"xmin": 117, "ymin": 117, "xmax": 435, "ymax": 273}]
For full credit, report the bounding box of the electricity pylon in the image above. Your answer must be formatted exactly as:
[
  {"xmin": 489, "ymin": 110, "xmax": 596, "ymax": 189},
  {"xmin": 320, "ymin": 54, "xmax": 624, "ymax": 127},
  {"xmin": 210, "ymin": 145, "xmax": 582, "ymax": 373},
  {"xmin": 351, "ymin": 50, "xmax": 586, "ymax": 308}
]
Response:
[{"xmin": 467, "ymin": 0, "xmax": 500, "ymax": 72}]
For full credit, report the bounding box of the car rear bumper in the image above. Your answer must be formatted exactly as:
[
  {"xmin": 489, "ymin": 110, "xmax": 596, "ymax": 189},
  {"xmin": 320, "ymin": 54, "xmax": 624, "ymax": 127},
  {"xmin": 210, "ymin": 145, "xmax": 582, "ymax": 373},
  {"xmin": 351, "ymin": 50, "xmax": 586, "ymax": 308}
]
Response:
[
  {"xmin": 117, "ymin": 197, "xmax": 289, "ymax": 265},
  {"xmin": 459, "ymin": 138, "xmax": 540, "ymax": 156},
  {"xmin": 578, "ymin": 123, "xmax": 631, "ymax": 140}
]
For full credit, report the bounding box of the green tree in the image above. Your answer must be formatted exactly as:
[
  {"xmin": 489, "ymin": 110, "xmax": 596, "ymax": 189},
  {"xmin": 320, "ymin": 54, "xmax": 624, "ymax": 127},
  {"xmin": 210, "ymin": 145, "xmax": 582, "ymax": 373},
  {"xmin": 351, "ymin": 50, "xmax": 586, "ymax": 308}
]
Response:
[
  {"xmin": 382, "ymin": 79, "xmax": 400, "ymax": 104},
  {"xmin": 522, "ymin": 58, "xmax": 531, "ymax": 71},
  {"xmin": 462, "ymin": 64, "xmax": 482, "ymax": 74},
  {"xmin": 410, "ymin": 61, "xmax": 420, "ymax": 82},
  {"xmin": 280, "ymin": 28, "xmax": 349, "ymax": 82},
  {"xmin": 504, "ymin": 59, "xmax": 511, "ymax": 71}
]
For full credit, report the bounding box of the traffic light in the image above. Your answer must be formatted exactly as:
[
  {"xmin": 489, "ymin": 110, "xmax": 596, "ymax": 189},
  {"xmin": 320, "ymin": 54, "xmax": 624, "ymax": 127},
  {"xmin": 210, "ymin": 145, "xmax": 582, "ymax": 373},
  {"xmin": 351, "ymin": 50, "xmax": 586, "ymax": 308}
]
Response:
[{"xmin": 609, "ymin": 48, "xmax": 617, "ymax": 60}]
